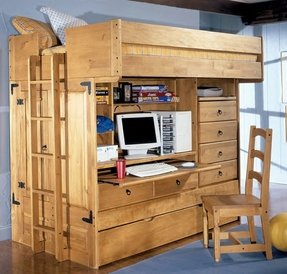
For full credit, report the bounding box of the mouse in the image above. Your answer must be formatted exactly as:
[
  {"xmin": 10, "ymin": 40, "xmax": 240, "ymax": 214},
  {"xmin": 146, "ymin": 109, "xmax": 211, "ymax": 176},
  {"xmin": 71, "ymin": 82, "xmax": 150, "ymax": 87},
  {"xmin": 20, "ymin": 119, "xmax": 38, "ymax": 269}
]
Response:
[{"xmin": 181, "ymin": 162, "xmax": 195, "ymax": 168}]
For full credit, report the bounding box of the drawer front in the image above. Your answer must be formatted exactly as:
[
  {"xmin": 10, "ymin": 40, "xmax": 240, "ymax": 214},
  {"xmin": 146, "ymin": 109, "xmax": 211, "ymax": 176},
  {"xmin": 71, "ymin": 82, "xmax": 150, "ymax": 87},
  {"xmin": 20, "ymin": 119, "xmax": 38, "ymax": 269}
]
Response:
[
  {"xmin": 199, "ymin": 120, "xmax": 237, "ymax": 143},
  {"xmin": 199, "ymin": 159, "xmax": 238, "ymax": 187},
  {"xmin": 198, "ymin": 101, "xmax": 237, "ymax": 122},
  {"xmin": 98, "ymin": 206, "xmax": 202, "ymax": 266},
  {"xmin": 98, "ymin": 188, "xmax": 200, "ymax": 230},
  {"xmin": 98, "ymin": 182, "xmax": 153, "ymax": 210},
  {"xmin": 154, "ymin": 173, "xmax": 198, "ymax": 197},
  {"xmin": 199, "ymin": 140, "xmax": 237, "ymax": 163}
]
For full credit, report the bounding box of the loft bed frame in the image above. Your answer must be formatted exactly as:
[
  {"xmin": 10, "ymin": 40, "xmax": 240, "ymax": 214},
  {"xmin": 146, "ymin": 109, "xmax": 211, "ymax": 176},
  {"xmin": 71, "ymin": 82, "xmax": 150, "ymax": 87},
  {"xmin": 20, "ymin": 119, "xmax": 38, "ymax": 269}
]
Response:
[{"xmin": 9, "ymin": 19, "xmax": 263, "ymax": 269}]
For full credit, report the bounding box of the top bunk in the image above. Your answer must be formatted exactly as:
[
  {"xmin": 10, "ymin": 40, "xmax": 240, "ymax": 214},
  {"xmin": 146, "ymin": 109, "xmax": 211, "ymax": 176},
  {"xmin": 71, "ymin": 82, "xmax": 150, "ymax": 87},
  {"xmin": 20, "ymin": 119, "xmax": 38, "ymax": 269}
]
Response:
[
  {"xmin": 65, "ymin": 19, "xmax": 263, "ymax": 81},
  {"xmin": 9, "ymin": 19, "xmax": 263, "ymax": 82}
]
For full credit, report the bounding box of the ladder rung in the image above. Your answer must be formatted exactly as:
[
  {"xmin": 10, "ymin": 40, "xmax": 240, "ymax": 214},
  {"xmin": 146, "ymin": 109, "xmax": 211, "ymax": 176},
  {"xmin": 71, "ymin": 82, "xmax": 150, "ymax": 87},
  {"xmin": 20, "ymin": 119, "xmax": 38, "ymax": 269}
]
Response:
[
  {"xmin": 32, "ymin": 152, "xmax": 54, "ymax": 159},
  {"xmin": 61, "ymin": 155, "xmax": 66, "ymax": 160},
  {"xmin": 33, "ymin": 224, "xmax": 55, "ymax": 234},
  {"xmin": 32, "ymin": 188, "xmax": 54, "ymax": 196},
  {"xmin": 30, "ymin": 80, "xmax": 52, "ymax": 85},
  {"xmin": 60, "ymin": 117, "xmax": 66, "ymax": 121},
  {"xmin": 31, "ymin": 116, "xmax": 53, "ymax": 121}
]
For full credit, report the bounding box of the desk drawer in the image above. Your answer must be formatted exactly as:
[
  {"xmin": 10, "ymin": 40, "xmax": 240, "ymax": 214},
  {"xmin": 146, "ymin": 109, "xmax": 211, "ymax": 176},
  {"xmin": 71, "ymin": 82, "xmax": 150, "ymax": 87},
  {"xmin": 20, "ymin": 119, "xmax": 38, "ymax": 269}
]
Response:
[
  {"xmin": 98, "ymin": 182, "xmax": 153, "ymax": 210},
  {"xmin": 198, "ymin": 100, "xmax": 237, "ymax": 122},
  {"xmin": 199, "ymin": 159, "xmax": 238, "ymax": 187},
  {"xmin": 154, "ymin": 173, "xmax": 198, "ymax": 197},
  {"xmin": 199, "ymin": 140, "xmax": 237, "ymax": 163},
  {"xmin": 199, "ymin": 121, "xmax": 237, "ymax": 144}
]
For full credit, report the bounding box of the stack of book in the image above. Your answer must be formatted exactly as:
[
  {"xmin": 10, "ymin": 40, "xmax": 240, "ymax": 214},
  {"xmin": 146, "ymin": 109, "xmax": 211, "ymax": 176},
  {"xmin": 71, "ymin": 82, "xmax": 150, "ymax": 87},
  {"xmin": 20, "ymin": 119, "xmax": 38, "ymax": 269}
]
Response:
[
  {"xmin": 132, "ymin": 85, "xmax": 177, "ymax": 103},
  {"xmin": 96, "ymin": 86, "xmax": 109, "ymax": 104}
]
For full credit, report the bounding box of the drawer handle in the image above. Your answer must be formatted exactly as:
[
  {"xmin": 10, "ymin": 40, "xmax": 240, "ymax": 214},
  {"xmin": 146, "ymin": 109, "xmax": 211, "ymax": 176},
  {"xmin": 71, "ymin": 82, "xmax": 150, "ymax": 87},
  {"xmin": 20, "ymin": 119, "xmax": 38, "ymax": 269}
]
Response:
[
  {"xmin": 217, "ymin": 109, "xmax": 222, "ymax": 116},
  {"xmin": 218, "ymin": 151, "xmax": 223, "ymax": 157},
  {"xmin": 217, "ymin": 130, "xmax": 223, "ymax": 136},
  {"xmin": 176, "ymin": 179, "xmax": 181, "ymax": 186},
  {"xmin": 218, "ymin": 171, "xmax": 223, "ymax": 176},
  {"xmin": 126, "ymin": 189, "xmax": 131, "ymax": 196}
]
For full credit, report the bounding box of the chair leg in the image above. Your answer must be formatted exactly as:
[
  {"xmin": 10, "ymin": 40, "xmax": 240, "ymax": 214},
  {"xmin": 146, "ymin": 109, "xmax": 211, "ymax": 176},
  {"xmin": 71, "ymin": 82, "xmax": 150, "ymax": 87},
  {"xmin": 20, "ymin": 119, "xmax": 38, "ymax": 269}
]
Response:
[
  {"xmin": 247, "ymin": 216, "xmax": 257, "ymax": 243},
  {"xmin": 261, "ymin": 212, "xmax": 273, "ymax": 260},
  {"xmin": 213, "ymin": 210, "xmax": 221, "ymax": 262},
  {"xmin": 202, "ymin": 205, "xmax": 209, "ymax": 248}
]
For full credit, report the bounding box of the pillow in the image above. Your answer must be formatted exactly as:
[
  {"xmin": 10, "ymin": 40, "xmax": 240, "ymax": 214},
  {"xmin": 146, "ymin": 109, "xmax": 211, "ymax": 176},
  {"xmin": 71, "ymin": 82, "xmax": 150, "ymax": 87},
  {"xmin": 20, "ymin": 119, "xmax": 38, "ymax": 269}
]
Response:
[
  {"xmin": 40, "ymin": 6, "xmax": 88, "ymax": 45},
  {"xmin": 12, "ymin": 16, "xmax": 58, "ymax": 49}
]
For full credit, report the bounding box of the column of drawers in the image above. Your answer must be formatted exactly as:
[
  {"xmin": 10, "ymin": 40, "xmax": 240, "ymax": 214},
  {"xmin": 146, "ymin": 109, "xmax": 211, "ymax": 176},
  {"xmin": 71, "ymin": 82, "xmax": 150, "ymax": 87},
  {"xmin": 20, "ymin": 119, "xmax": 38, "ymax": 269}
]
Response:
[{"xmin": 198, "ymin": 99, "xmax": 238, "ymax": 187}]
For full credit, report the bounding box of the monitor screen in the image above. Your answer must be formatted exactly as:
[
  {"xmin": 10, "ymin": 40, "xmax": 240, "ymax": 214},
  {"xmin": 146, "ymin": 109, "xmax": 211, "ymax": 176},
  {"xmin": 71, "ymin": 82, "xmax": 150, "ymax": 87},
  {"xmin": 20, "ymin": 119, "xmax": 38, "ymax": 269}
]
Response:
[{"xmin": 116, "ymin": 112, "xmax": 161, "ymax": 156}]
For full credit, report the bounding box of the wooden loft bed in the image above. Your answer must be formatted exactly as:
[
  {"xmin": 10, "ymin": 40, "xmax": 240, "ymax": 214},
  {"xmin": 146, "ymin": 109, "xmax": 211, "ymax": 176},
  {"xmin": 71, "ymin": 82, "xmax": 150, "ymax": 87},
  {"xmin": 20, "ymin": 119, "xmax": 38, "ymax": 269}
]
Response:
[
  {"xmin": 65, "ymin": 19, "xmax": 263, "ymax": 80},
  {"xmin": 9, "ymin": 19, "xmax": 263, "ymax": 269}
]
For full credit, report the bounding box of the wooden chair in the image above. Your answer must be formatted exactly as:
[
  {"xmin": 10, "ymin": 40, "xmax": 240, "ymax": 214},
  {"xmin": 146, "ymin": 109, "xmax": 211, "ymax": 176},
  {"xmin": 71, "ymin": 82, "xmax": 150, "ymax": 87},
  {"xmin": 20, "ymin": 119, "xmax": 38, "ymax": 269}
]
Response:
[{"xmin": 202, "ymin": 126, "xmax": 273, "ymax": 262}]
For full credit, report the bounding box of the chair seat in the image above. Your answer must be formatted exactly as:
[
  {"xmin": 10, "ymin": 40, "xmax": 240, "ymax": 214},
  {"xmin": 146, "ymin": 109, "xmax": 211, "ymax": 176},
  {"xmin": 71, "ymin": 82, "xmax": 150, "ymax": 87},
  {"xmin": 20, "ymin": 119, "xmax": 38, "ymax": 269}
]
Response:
[{"xmin": 202, "ymin": 194, "xmax": 261, "ymax": 210}]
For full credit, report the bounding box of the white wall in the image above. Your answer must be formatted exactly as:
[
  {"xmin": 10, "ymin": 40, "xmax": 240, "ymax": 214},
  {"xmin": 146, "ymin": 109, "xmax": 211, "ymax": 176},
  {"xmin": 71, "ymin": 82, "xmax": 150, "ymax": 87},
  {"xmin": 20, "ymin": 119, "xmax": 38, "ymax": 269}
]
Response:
[
  {"xmin": 239, "ymin": 23, "xmax": 287, "ymax": 185},
  {"xmin": 0, "ymin": 0, "xmax": 199, "ymax": 240}
]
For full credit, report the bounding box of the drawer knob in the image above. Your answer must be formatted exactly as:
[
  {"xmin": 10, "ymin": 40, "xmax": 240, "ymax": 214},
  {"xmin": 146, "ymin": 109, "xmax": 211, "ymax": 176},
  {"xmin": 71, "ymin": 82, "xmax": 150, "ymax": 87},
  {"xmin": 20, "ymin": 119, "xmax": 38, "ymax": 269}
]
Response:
[
  {"xmin": 218, "ymin": 170, "xmax": 223, "ymax": 176},
  {"xmin": 176, "ymin": 179, "xmax": 181, "ymax": 185},
  {"xmin": 218, "ymin": 151, "xmax": 223, "ymax": 157},
  {"xmin": 217, "ymin": 109, "xmax": 223, "ymax": 116},
  {"xmin": 126, "ymin": 189, "xmax": 131, "ymax": 196},
  {"xmin": 217, "ymin": 130, "xmax": 223, "ymax": 136}
]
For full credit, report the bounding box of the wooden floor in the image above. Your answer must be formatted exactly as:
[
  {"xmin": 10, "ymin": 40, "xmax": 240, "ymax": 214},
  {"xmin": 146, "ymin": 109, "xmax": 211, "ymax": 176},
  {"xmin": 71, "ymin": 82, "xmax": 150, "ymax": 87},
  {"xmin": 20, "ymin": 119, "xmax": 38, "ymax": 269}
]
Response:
[{"xmin": 1, "ymin": 183, "xmax": 287, "ymax": 274}]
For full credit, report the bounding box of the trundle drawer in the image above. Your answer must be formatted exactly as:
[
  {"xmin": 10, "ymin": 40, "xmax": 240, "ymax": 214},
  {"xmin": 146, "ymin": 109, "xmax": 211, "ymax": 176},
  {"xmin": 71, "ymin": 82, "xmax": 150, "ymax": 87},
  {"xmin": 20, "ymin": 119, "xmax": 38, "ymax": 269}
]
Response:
[
  {"xmin": 199, "ymin": 140, "xmax": 237, "ymax": 163},
  {"xmin": 198, "ymin": 100, "xmax": 237, "ymax": 122},
  {"xmin": 154, "ymin": 173, "xmax": 198, "ymax": 196},
  {"xmin": 98, "ymin": 206, "xmax": 202, "ymax": 266},
  {"xmin": 199, "ymin": 160, "xmax": 238, "ymax": 187},
  {"xmin": 199, "ymin": 120, "xmax": 237, "ymax": 143},
  {"xmin": 98, "ymin": 182, "xmax": 153, "ymax": 210}
]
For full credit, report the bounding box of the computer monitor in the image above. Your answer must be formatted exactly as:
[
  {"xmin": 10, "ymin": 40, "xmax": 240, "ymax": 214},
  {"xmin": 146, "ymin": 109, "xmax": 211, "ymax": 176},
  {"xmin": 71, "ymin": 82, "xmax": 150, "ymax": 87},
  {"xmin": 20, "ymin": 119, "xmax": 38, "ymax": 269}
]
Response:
[{"xmin": 116, "ymin": 112, "xmax": 161, "ymax": 158}]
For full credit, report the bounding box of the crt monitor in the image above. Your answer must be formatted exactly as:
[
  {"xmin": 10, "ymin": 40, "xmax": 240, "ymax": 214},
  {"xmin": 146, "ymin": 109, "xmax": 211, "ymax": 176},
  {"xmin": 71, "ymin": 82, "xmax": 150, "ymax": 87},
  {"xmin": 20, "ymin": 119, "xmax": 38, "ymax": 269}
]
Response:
[{"xmin": 116, "ymin": 112, "xmax": 161, "ymax": 157}]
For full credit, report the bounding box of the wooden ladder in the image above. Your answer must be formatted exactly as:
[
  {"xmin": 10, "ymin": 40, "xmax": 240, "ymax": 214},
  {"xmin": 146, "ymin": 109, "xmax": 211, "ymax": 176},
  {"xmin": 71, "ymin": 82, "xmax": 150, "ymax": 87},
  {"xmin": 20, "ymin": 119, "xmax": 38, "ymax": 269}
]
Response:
[{"xmin": 27, "ymin": 53, "xmax": 67, "ymax": 261}]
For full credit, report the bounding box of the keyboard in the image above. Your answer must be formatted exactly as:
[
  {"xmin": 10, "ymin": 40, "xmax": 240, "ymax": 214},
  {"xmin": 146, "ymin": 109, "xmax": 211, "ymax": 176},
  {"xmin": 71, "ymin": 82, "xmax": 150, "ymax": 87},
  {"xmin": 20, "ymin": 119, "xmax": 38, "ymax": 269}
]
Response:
[{"xmin": 126, "ymin": 162, "xmax": 178, "ymax": 177}]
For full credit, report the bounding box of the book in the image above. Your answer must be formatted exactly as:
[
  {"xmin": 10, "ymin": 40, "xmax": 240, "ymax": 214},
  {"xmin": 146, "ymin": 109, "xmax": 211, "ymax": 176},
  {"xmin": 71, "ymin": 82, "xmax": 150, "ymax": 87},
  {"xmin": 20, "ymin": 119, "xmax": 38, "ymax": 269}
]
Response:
[{"xmin": 132, "ymin": 84, "xmax": 167, "ymax": 91}]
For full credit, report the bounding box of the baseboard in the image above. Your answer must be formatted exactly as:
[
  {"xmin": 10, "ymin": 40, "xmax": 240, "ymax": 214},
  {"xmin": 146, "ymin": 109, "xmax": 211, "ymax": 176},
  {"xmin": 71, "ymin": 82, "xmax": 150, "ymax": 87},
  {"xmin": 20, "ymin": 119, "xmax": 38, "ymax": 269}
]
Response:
[{"xmin": 0, "ymin": 225, "xmax": 11, "ymax": 241}]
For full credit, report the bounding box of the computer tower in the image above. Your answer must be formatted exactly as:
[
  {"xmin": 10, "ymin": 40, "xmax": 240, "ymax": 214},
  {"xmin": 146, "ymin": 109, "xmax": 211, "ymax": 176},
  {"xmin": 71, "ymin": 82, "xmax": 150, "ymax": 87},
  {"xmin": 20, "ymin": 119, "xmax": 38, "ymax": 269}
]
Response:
[{"xmin": 152, "ymin": 111, "xmax": 192, "ymax": 155}]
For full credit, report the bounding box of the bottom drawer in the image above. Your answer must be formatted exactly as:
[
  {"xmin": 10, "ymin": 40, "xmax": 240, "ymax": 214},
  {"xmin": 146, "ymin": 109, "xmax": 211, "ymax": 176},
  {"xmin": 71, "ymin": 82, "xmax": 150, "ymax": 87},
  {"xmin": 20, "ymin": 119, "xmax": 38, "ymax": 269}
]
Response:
[{"xmin": 98, "ymin": 206, "xmax": 202, "ymax": 266}]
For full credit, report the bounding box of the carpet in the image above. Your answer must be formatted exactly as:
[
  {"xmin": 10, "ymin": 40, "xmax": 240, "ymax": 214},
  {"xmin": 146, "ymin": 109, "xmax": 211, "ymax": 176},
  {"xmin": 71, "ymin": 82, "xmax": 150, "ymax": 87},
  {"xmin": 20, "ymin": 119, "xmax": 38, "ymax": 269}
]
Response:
[{"xmin": 111, "ymin": 225, "xmax": 287, "ymax": 274}]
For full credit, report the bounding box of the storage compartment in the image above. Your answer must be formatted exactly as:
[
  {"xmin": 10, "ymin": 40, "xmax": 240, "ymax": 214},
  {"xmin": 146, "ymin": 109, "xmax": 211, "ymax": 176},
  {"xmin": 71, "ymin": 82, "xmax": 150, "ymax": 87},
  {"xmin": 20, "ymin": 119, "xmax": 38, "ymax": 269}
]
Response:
[
  {"xmin": 198, "ymin": 100, "xmax": 237, "ymax": 122},
  {"xmin": 199, "ymin": 120, "xmax": 237, "ymax": 143},
  {"xmin": 199, "ymin": 140, "xmax": 238, "ymax": 163},
  {"xmin": 98, "ymin": 206, "xmax": 202, "ymax": 266},
  {"xmin": 199, "ymin": 160, "xmax": 238, "ymax": 187},
  {"xmin": 154, "ymin": 173, "xmax": 197, "ymax": 196},
  {"xmin": 98, "ymin": 182, "xmax": 153, "ymax": 210}
]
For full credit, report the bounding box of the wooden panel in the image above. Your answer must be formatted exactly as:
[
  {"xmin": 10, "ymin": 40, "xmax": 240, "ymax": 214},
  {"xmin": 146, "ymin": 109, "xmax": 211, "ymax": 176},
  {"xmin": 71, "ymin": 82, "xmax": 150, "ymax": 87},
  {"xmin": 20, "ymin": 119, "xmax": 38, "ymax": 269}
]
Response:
[
  {"xmin": 199, "ymin": 160, "xmax": 238, "ymax": 187},
  {"xmin": 10, "ymin": 82, "xmax": 28, "ymax": 244},
  {"xmin": 98, "ymin": 206, "xmax": 202, "ymax": 266},
  {"xmin": 98, "ymin": 182, "xmax": 153, "ymax": 210},
  {"xmin": 122, "ymin": 55, "xmax": 262, "ymax": 79},
  {"xmin": 199, "ymin": 120, "xmax": 237, "ymax": 143},
  {"xmin": 198, "ymin": 101, "xmax": 237, "ymax": 122},
  {"xmin": 199, "ymin": 140, "xmax": 237, "ymax": 163},
  {"xmin": 154, "ymin": 173, "xmax": 198, "ymax": 197},
  {"xmin": 121, "ymin": 20, "xmax": 262, "ymax": 54},
  {"xmin": 9, "ymin": 33, "xmax": 40, "ymax": 81},
  {"xmin": 66, "ymin": 20, "xmax": 121, "ymax": 78}
]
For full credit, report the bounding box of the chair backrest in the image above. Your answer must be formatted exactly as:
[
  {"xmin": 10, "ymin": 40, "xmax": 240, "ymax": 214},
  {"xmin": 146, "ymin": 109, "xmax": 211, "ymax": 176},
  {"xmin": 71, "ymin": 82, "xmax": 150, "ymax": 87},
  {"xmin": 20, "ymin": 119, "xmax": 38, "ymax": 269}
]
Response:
[{"xmin": 245, "ymin": 126, "xmax": 272, "ymax": 209}]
